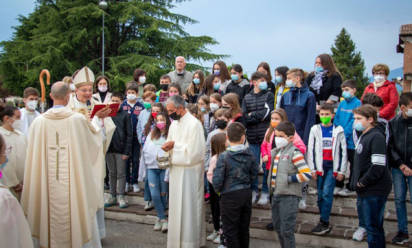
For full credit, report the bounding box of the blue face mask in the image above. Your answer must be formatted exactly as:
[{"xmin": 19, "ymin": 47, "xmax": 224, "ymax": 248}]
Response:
[
  {"xmin": 214, "ymin": 83, "xmax": 221, "ymax": 91},
  {"xmin": 0, "ymin": 158, "xmax": 8, "ymax": 170},
  {"xmin": 275, "ymin": 76, "xmax": 282, "ymax": 84},
  {"xmin": 258, "ymin": 81, "xmax": 268, "ymax": 91},
  {"xmin": 193, "ymin": 78, "xmax": 200, "ymax": 85},
  {"xmin": 342, "ymin": 91, "xmax": 353, "ymax": 100},
  {"xmin": 213, "ymin": 70, "xmax": 220, "ymax": 76},
  {"xmin": 354, "ymin": 122, "xmax": 366, "ymax": 132},
  {"xmin": 231, "ymin": 74, "xmax": 239, "ymax": 81},
  {"xmin": 200, "ymin": 107, "xmax": 206, "ymax": 113},
  {"xmin": 285, "ymin": 80, "xmax": 296, "ymax": 88},
  {"xmin": 315, "ymin": 66, "xmax": 324, "ymax": 73}
]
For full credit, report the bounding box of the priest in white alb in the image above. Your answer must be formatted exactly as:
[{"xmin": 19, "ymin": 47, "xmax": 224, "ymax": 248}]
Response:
[
  {"xmin": 21, "ymin": 81, "xmax": 112, "ymax": 248},
  {"xmin": 67, "ymin": 66, "xmax": 116, "ymax": 238},
  {"xmin": 163, "ymin": 95, "xmax": 206, "ymax": 248}
]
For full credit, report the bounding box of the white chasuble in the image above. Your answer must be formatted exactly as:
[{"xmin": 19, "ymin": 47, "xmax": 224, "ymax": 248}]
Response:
[{"xmin": 167, "ymin": 112, "xmax": 206, "ymax": 248}]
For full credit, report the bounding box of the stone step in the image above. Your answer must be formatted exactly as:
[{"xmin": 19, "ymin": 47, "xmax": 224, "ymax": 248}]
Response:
[{"xmin": 104, "ymin": 203, "xmax": 407, "ymax": 248}]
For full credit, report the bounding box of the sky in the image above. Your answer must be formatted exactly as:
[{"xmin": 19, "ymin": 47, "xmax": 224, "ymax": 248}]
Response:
[{"xmin": 1, "ymin": 0, "xmax": 411, "ymax": 77}]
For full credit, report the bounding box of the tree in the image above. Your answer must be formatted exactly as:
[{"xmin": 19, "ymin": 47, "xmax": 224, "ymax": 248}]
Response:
[
  {"xmin": 331, "ymin": 28, "xmax": 368, "ymax": 96},
  {"xmin": 0, "ymin": 0, "xmax": 225, "ymax": 95}
]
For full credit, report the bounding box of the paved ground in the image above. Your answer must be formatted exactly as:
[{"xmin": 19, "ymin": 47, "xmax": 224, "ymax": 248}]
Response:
[{"xmin": 103, "ymin": 219, "xmax": 311, "ymax": 248}]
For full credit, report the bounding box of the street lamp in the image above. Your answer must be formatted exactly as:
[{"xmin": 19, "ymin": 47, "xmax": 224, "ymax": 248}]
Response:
[{"xmin": 99, "ymin": 0, "xmax": 108, "ymax": 75}]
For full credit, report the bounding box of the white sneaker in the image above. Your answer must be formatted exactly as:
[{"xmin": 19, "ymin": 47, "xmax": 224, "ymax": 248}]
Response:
[
  {"xmin": 217, "ymin": 245, "xmax": 226, "ymax": 248},
  {"xmin": 118, "ymin": 195, "xmax": 128, "ymax": 209},
  {"xmin": 333, "ymin": 187, "xmax": 341, "ymax": 195},
  {"xmin": 133, "ymin": 184, "xmax": 141, "ymax": 193},
  {"xmin": 298, "ymin": 199, "xmax": 307, "ymax": 210},
  {"xmin": 252, "ymin": 191, "xmax": 258, "ymax": 204},
  {"xmin": 207, "ymin": 230, "xmax": 219, "ymax": 241},
  {"xmin": 257, "ymin": 193, "xmax": 269, "ymax": 205},
  {"xmin": 153, "ymin": 219, "xmax": 162, "ymax": 231},
  {"xmin": 144, "ymin": 201, "xmax": 154, "ymax": 211},
  {"xmin": 161, "ymin": 219, "xmax": 168, "ymax": 233},
  {"xmin": 352, "ymin": 226, "xmax": 367, "ymax": 241},
  {"xmin": 213, "ymin": 234, "xmax": 221, "ymax": 244},
  {"xmin": 338, "ymin": 188, "xmax": 356, "ymax": 197},
  {"xmin": 308, "ymin": 187, "xmax": 317, "ymax": 194},
  {"xmin": 125, "ymin": 182, "xmax": 130, "ymax": 193}
]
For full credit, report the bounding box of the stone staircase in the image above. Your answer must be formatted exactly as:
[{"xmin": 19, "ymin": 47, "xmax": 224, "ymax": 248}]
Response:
[{"xmin": 104, "ymin": 179, "xmax": 411, "ymax": 248}]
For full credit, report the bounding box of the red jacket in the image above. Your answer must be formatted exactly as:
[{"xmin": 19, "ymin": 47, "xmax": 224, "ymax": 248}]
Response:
[{"xmin": 361, "ymin": 80, "xmax": 399, "ymax": 121}]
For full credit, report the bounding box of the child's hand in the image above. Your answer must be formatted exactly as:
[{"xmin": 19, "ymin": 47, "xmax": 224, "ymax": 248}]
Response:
[
  {"xmin": 262, "ymin": 155, "xmax": 268, "ymax": 163},
  {"xmin": 121, "ymin": 155, "xmax": 129, "ymax": 160},
  {"xmin": 311, "ymin": 172, "xmax": 317, "ymax": 180},
  {"xmin": 336, "ymin": 174, "xmax": 344, "ymax": 182}
]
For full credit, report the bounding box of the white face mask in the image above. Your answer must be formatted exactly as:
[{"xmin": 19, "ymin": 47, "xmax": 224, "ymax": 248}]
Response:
[
  {"xmin": 127, "ymin": 94, "xmax": 137, "ymax": 101},
  {"xmin": 98, "ymin": 85, "xmax": 108, "ymax": 93},
  {"xmin": 139, "ymin": 76, "xmax": 146, "ymax": 84},
  {"xmin": 275, "ymin": 137, "xmax": 289, "ymax": 149},
  {"xmin": 210, "ymin": 103, "xmax": 219, "ymax": 112},
  {"xmin": 70, "ymin": 84, "xmax": 76, "ymax": 91},
  {"xmin": 12, "ymin": 119, "xmax": 22, "ymax": 131},
  {"xmin": 27, "ymin": 100, "xmax": 38, "ymax": 111},
  {"xmin": 406, "ymin": 108, "xmax": 412, "ymax": 117},
  {"xmin": 374, "ymin": 75, "xmax": 385, "ymax": 85}
]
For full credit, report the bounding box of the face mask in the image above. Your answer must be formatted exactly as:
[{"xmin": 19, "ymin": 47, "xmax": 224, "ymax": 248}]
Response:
[
  {"xmin": 315, "ymin": 66, "xmax": 324, "ymax": 73},
  {"xmin": 275, "ymin": 137, "xmax": 289, "ymax": 149},
  {"xmin": 210, "ymin": 103, "xmax": 219, "ymax": 112},
  {"xmin": 342, "ymin": 91, "xmax": 353, "ymax": 100},
  {"xmin": 285, "ymin": 80, "xmax": 296, "ymax": 88},
  {"xmin": 139, "ymin": 76, "xmax": 146, "ymax": 84},
  {"xmin": 275, "ymin": 76, "xmax": 282, "ymax": 84},
  {"xmin": 270, "ymin": 121, "xmax": 278, "ymax": 128},
  {"xmin": 156, "ymin": 122, "xmax": 166, "ymax": 130},
  {"xmin": 354, "ymin": 122, "xmax": 366, "ymax": 132},
  {"xmin": 200, "ymin": 107, "xmax": 207, "ymax": 113},
  {"xmin": 213, "ymin": 70, "xmax": 220, "ymax": 76},
  {"xmin": 374, "ymin": 75, "xmax": 385, "ymax": 84},
  {"xmin": 214, "ymin": 83, "xmax": 221, "ymax": 91},
  {"xmin": 258, "ymin": 81, "xmax": 268, "ymax": 91},
  {"xmin": 151, "ymin": 112, "xmax": 158, "ymax": 119},
  {"xmin": 320, "ymin": 116, "xmax": 332, "ymax": 125},
  {"xmin": 169, "ymin": 92, "xmax": 178, "ymax": 97},
  {"xmin": 143, "ymin": 102, "xmax": 151, "ymax": 110},
  {"xmin": 170, "ymin": 111, "xmax": 181, "ymax": 121},
  {"xmin": 127, "ymin": 94, "xmax": 137, "ymax": 101},
  {"xmin": 161, "ymin": 84, "xmax": 169, "ymax": 91},
  {"xmin": 27, "ymin": 100, "xmax": 38, "ymax": 111},
  {"xmin": 222, "ymin": 106, "xmax": 230, "ymax": 110},
  {"xmin": 406, "ymin": 108, "xmax": 412, "ymax": 118},
  {"xmin": 12, "ymin": 119, "xmax": 22, "ymax": 131},
  {"xmin": 215, "ymin": 119, "xmax": 227, "ymax": 129},
  {"xmin": 70, "ymin": 84, "xmax": 76, "ymax": 91},
  {"xmin": 231, "ymin": 74, "xmax": 239, "ymax": 81},
  {"xmin": 193, "ymin": 78, "xmax": 200, "ymax": 85},
  {"xmin": 98, "ymin": 85, "xmax": 108, "ymax": 93}
]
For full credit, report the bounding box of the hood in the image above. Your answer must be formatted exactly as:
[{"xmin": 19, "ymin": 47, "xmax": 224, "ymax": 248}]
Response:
[{"xmin": 43, "ymin": 107, "xmax": 75, "ymax": 120}]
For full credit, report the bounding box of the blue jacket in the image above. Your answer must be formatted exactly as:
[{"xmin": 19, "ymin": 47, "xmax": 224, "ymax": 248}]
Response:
[
  {"xmin": 120, "ymin": 100, "xmax": 144, "ymax": 138},
  {"xmin": 280, "ymin": 85, "xmax": 316, "ymax": 145},
  {"xmin": 334, "ymin": 97, "xmax": 361, "ymax": 150}
]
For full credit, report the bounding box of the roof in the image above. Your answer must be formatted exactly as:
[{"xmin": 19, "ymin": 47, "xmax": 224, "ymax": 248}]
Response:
[{"xmin": 400, "ymin": 24, "xmax": 412, "ymax": 36}]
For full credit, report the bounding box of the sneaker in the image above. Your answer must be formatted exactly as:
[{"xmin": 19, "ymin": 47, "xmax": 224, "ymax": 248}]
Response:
[
  {"xmin": 125, "ymin": 182, "xmax": 130, "ymax": 193},
  {"xmin": 352, "ymin": 226, "xmax": 367, "ymax": 241},
  {"xmin": 257, "ymin": 192, "xmax": 269, "ymax": 205},
  {"xmin": 252, "ymin": 191, "xmax": 258, "ymax": 204},
  {"xmin": 298, "ymin": 199, "xmax": 307, "ymax": 210},
  {"xmin": 338, "ymin": 188, "xmax": 356, "ymax": 197},
  {"xmin": 217, "ymin": 245, "xmax": 226, "ymax": 248},
  {"xmin": 308, "ymin": 187, "xmax": 317, "ymax": 194},
  {"xmin": 392, "ymin": 232, "xmax": 409, "ymax": 245},
  {"xmin": 213, "ymin": 234, "xmax": 221, "ymax": 244},
  {"xmin": 161, "ymin": 219, "xmax": 168, "ymax": 233},
  {"xmin": 333, "ymin": 187, "xmax": 341, "ymax": 196},
  {"xmin": 153, "ymin": 219, "xmax": 162, "ymax": 231},
  {"xmin": 118, "ymin": 195, "xmax": 128, "ymax": 209},
  {"xmin": 104, "ymin": 195, "xmax": 117, "ymax": 208},
  {"xmin": 144, "ymin": 201, "xmax": 154, "ymax": 211},
  {"xmin": 133, "ymin": 184, "xmax": 141, "ymax": 193},
  {"xmin": 311, "ymin": 221, "xmax": 332, "ymax": 235},
  {"xmin": 207, "ymin": 230, "xmax": 219, "ymax": 241},
  {"xmin": 266, "ymin": 222, "xmax": 274, "ymax": 231}
]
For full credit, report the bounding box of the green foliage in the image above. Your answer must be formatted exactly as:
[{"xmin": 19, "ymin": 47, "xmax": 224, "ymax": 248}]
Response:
[
  {"xmin": 0, "ymin": 0, "xmax": 225, "ymax": 95},
  {"xmin": 331, "ymin": 28, "xmax": 369, "ymax": 97}
]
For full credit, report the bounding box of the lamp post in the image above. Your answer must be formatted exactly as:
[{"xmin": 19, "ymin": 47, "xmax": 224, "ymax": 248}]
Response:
[{"xmin": 99, "ymin": 0, "xmax": 108, "ymax": 75}]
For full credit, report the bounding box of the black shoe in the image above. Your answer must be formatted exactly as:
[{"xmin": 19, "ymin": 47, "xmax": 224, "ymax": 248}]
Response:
[
  {"xmin": 266, "ymin": 222, "xmax": 274, "ymax": 231},
  {"xmin": 392, "ymin": 232, "xmax": 409, "ymax": 245},
  {"xmin": 311, "ymin": 221, "xmax": 331, "ymax": 235}
]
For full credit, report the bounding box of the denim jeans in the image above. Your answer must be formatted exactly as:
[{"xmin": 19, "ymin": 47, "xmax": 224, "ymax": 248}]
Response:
[
  {"xmin": 126, "ymin": 138, "xmax": 140, "ymax": 184},
  {"xmin": 392, "ymin": 168, "xmax": 412, "ymax": 233},
  {"xmin": 359, "ymin": 195, "xmax": 387, "ymax": 248},
  {"xmin": 271, "ymin": 195, "xmax": 300, "ymax": 248},
  {"xmin": 249, "ymin": 144, "xmax": 268, "ymax": 193},
  {"xmin": 147, "ymin": 169, "xmax": 168, "ymax": 220},
  {"xmin": 144, "ymin": 169, "xmax": 152, "ymax": 202},
  {"xmin": 357, "ymin": 196, "xmax": 365, "ymax": 228},
  {"xmin": 317, "ymin": 167, "xmax": 336, "ymax": 223}
]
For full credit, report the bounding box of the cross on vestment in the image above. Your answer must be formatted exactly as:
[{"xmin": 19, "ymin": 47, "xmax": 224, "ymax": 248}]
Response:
[{"xmin": 49, "ymin": 132, "xmax": 65, "ymax": 180}]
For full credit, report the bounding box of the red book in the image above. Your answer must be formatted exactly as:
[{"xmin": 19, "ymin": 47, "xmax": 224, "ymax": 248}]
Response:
[{"xmin": 90, "ymin": 103, "xmax": 119, "ymax": 118}]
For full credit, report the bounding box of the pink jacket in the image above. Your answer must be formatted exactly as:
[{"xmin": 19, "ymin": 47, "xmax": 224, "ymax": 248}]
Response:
[{"xmin": 261, "ymin": 129, "xmax": 307, "ymax": 170}]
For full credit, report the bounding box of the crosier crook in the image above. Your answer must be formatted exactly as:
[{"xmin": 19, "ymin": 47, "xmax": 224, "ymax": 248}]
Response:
[{"xmin": 39, "ymin": 69, "xmax": 51, "ymax": 113}]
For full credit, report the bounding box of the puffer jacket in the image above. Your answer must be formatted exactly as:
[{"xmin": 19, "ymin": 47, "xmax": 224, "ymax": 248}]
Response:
[
  {"xmin": 388, "ymin": 114, "xmax": 412, "ymax": 168},
  {"xmin": 361, "ymin": 80, "xmax": 399, "ymax": 120},
  {"xmin": 212, "ymin": 146, "xmax": 259, "ymax": 194},
  {"xmin": 226, "ymin": 78, "xmax": 250, "ymax": 104},
  {"xmin": 242, "ymin": 90, "xmax": 274, "ymax": 144}
]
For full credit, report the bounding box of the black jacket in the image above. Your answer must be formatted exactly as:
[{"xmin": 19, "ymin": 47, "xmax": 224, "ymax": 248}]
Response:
[
  {"xmin": 349, "ymin": 127, "xmax": 392, "ymax": 197},
  {"xmin": 226, "ymin": 79, "xmax": 250, "ymax": 104},
  {"xmin": 389, "ymin": 114, "xmax": 412, "ymax": 168},
  {"xmin": 108, "ymin": 109, "xmax": 133, "ymax": 155},
  {"xmin": 242, "ymin": 90, "xmax": 274, "ymax": 144},
  {"xmin": 306, "ymin": 72, "xmax": 342, "ymax": 104}
]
